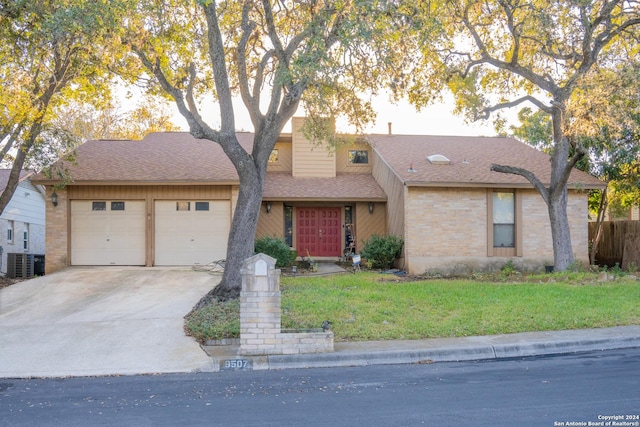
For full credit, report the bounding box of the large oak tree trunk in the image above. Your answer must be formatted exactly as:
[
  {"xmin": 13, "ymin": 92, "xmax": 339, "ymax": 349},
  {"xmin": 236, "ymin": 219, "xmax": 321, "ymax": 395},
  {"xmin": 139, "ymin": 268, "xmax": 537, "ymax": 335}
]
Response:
[
  {"xmin": 191, "ymin": 147, "xmax": 266, "ymax": 306},
  {"xmin": 191, "ymin": 124, "xmax": 285, "ymax": 306},
  {"xmin": 492, "ymin": 104, "xmax": 583, "ymax": 272},
  {"xmin": 212, "ymin": 170, "xmax": 263, "ymax": 301},
  {"xmin": 548, "ymin": 186, "xmax": 573, "ymax": 271},
  {"xmin": 547, "ymin": 106, "xmax": 577, "ymax": 271}
]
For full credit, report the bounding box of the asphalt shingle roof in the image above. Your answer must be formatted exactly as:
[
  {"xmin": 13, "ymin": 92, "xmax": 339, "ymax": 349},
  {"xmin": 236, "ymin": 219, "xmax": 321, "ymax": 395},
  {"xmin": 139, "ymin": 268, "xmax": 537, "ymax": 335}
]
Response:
[
  {"xmin": 263, "ymin": 172, "xmax": 387, "ymax": 201},
  {"xmin": 45, "ymin": 132, "xmax": 249, "ymax": 183},
  {"xmin": 0, "ymin": 170, "xmax": 32, "ymax": 192},
  {"xmin": 33, "ymin": 132, "xmax": 604, "ymax": 194},
  {"xmin": 368, "ymin": 134, "xmax": 604, "ymax": 188}
]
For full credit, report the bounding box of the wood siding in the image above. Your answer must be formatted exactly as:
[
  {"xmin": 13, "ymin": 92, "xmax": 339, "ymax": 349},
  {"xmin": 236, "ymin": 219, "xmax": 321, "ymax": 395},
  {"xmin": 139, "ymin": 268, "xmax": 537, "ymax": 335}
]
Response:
[
  {"xmin": 3, "ymin": 181, "xmax": 46, "ymax": 226},
  {"xmin": 336, "ymin": 142, "xmax": 372, "ymax": 174},
  {"xmin": 0, "ymin": 180, "xmax": 46, "ymax": 275},
  {"xmin": 371, "ymin": 152, "xmax": 405, "ymax": 253},
  {"xmin": 256, "ymin": 202, "xmax": 285, "ymax": 239},
  {"xmin": 68, "ymin": 185, "xmax": 231, "ymax": 200},
  {"xmin": 267, "ymin": 141, "xmax": 293, "ymax": 173},
  {"xmin": 354, "ymin": 202, "xmax": 386, "ymax": 251},
  {"xmin": 291, "ymin": 117, "xmax": 336, "ymax": 178}
]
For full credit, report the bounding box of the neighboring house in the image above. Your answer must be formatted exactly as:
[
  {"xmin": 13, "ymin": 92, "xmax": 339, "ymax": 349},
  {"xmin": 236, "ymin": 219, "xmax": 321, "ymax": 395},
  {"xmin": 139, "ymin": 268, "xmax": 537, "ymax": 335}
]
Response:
[
  {"xmin": 0, "ymin": 170, "xmax": 46, "ymax": 276},
  {"xmin": 33, "ymin": 117, "xmax": 604, "ymax": 275}
]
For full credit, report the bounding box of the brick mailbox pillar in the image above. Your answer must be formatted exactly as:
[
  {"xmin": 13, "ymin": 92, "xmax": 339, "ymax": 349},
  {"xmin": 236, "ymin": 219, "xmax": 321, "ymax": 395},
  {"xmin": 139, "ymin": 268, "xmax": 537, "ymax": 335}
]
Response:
[
  {"xmin": 239, "ymin": 254, "xmax": 282, "ymax": 355},
  {"xmin": 239, "ymin": 253, "xmax": 334, "ymax": 356}
]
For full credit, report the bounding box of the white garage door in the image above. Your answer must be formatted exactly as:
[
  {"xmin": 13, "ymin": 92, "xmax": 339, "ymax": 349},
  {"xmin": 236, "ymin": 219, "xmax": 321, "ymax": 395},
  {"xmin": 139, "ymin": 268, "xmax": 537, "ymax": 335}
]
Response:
[
  {"xmin": 154, "ymin": 200, "xmax": 230, "ymax": 266},
  {"xmin": 71, "ymin": 200, "xmax": 146, "ymax": 265}
]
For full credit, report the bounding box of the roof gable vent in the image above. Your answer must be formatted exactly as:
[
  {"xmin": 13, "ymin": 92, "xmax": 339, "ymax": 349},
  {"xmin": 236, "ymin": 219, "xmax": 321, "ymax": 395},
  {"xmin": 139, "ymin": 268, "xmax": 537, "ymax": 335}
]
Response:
[{"xmin": 427, "ymin": 154, "xmax": 451, "ymax": 165}]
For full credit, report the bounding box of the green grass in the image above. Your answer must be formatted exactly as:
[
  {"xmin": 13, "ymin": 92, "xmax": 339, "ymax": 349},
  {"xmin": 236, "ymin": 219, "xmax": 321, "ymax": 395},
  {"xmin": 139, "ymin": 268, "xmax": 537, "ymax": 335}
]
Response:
[
  {"xmin": 185, "ymin": 298, "xmax": 240, "ymax": 343},
  {"xmin": 185, "ymin": 272, "xmax": 640, "ymax": 343}
]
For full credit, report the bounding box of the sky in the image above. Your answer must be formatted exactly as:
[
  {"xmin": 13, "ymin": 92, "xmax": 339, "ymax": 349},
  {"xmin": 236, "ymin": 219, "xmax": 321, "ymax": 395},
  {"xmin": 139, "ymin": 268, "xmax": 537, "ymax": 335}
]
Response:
[
  {"xmin": 349, "ymin": 94, "xmax": 506, "ymax": 136},
  {"xmin": 165, "ymin": 91, "xmax": 517, "ymax": 138}
]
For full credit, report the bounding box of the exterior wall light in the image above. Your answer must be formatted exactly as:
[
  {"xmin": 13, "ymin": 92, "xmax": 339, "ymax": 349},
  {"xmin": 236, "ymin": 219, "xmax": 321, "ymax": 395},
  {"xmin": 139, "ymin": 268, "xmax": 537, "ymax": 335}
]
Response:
[
  {"xmin": 51, "ymin": 191, "xmax": 58, "ymax": 207},
  {"xmin": 368, "ymin": 202, "xmax": 374, "ymax": 214},
  {"xmin": 266, "ymin": 201, "xmax": 271, "ymax": 214}
]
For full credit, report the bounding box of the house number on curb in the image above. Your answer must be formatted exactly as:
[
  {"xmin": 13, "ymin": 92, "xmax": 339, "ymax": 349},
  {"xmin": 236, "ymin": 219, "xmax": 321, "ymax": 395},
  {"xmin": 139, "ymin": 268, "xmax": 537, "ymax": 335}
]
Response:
[{"xmin": 221, "ymin": 359, "xmax": 251, "ymax": 370}]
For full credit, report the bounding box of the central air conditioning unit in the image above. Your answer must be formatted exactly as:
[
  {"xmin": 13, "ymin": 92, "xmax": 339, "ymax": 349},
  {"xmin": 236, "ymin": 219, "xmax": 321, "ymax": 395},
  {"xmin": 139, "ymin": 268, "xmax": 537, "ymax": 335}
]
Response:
[{"xmin": 7, "ymin": 253, "xmax": 34, "ymax": 279}]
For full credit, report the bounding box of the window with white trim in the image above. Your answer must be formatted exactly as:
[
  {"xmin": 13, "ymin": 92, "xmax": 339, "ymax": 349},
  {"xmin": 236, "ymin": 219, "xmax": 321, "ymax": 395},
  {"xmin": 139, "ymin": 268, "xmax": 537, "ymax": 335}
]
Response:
[{"xmin": 493, "ymin": 192, "xmax": 515, "ymax": 248}]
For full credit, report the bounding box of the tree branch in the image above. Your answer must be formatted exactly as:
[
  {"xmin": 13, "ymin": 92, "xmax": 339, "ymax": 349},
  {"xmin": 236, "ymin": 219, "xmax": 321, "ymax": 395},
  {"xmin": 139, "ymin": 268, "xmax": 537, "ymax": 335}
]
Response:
[
  {"xmin": 185, "ymin": 63, "xmax": 206, "ymax": 127},
  {"xmin": 460, "ymin": 3, "xmax": 559, "ymax": 94},
  {"xmin": 132, "ymin": 46, "xmax": 219, "ymax": 141},
  {"xmin": 203, "ymin": 1, "xmax": 236, "ymax": 133},
  {"xmin": 490, "ymin": 164, "xmax": 550, "ymax": 205},
  {"xmin": 551, "ymin": 144, "xmax": 587, "ymax": 200},
  {"xmin": 237, "ymin": 2, "xmax": 261, "ymax": 129},
  {"xmin": 480, "ymin": 95, "xmax": 551, "ymax": 119},
  {"xmin": 0, "ymin": 130, "xmax": 19, "ymax": 163},
  {"xmin": 261, "ymin": 0, "xmax": 288, "ymax": 65}
]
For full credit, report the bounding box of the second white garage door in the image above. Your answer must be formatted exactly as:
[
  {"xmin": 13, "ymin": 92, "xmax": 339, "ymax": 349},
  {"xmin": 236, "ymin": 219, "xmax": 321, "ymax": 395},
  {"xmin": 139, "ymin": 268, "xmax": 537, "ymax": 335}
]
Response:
[{"xmin": 154, "ymin": 200, "xmax": 231, "ymax": 266}]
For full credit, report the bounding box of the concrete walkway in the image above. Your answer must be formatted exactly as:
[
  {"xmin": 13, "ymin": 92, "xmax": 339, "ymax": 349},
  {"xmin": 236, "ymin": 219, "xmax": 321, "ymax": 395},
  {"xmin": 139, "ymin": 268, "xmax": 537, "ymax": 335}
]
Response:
[{"xmin": 0, "ymin": 267, "xmax": 219, "ymax": 378}]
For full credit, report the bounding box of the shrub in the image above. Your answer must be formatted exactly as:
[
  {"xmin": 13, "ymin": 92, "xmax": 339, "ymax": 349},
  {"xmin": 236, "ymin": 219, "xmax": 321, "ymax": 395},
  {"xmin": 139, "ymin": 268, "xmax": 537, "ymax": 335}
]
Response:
[
  {"xmin": 361, "ymin": 234, "xmax": 404, "ymax": 269},
  {"xmin": 254, "ymin": 236, "xmax": 295, "ymax": 268}
]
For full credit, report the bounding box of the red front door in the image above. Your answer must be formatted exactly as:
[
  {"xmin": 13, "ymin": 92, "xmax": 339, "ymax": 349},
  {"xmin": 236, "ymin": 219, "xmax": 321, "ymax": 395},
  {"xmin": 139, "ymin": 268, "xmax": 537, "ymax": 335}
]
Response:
[{"xmin": 297, "ymin": 207, "xmax": 341, "ymax": 257}]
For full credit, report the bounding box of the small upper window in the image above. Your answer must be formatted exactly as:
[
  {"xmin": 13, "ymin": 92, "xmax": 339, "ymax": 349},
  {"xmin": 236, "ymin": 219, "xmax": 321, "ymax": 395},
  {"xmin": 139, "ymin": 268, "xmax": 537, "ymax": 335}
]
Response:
[
  {"xmin": 7, "ymin": 220, "xmax": 13, "ymax": 243},
  {"xmin": 195, "ymin": 202, "xmax": 210, "ymax": 211},
  {"xmin": 348, "ymin": 150, "xmax": 369, "ymax": 164},
  {"xmin": 111, "ymin": 201, "xmax": 125, "ymax": 211},
  {"xmin": 176, "ymin": 202, "xmax": 191, "ymax": 211},
  {"xmin": 269, "ymin": 149, "xmax": 279, "ymax": 163},
  {"xmin": 92, "ymin": 202, "xmax": 107, "ymax": 211}
]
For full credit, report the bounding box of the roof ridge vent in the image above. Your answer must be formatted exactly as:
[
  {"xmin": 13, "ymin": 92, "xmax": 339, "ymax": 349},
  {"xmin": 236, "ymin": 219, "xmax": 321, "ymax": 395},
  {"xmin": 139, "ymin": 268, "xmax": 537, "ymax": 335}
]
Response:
[{"xmin": 427, "ymin": 154, "xmax": 451, "ymax": 165}]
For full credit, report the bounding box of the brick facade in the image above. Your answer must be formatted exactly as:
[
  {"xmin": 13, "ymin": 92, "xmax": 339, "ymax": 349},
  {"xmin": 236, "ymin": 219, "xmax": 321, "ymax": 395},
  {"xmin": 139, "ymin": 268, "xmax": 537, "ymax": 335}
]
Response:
[
  {"xmin": 405, "ymin": 187, "xmax": 590, "ymax": 274},
  {"xmin": 44, "ymin": 187, "xmax": 69, "ymax": 274}
]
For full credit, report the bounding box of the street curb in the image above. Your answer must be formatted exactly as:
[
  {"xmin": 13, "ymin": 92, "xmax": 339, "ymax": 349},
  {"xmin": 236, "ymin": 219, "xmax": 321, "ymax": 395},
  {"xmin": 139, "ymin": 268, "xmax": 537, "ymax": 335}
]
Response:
[
  {"xmin": 265, "ymin": 346, "xmax": 496, "ymax": 369},
  {"xmin": 207, "ymin": 328, "xmax": 640, "ymax": 371},
  {"xmin": 491, "ymin": 335, "xmax": 640, "ymax": 358},
  {"xmin": 263, "ymin": 336, "xmax": 640, "ymax": 370}
]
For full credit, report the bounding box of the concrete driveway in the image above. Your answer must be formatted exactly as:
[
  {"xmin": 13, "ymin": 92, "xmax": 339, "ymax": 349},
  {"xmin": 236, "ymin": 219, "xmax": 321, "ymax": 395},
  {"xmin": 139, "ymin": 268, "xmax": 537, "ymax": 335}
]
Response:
[{"xmin": 0, "ymin": 267, "xmax": 219, "ymax": 378}]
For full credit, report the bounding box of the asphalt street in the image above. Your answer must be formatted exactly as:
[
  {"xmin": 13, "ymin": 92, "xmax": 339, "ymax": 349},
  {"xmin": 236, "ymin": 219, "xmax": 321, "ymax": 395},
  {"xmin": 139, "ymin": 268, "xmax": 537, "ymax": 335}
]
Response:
[{"xmin": 1, "ymin": 348, "xmax": 639, "ymax": 427}]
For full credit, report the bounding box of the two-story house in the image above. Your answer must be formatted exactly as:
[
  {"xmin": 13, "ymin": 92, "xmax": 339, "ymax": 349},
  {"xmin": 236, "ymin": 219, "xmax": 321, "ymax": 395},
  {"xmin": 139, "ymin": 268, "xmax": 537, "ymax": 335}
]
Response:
[{"xmin": 33, "ymin": 117, "xmax": 604, "ymax": 275}]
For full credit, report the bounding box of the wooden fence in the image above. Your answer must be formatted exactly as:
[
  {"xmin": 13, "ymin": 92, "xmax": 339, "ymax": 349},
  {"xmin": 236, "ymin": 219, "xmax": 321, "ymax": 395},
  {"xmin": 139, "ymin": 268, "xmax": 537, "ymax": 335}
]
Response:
[{"xmin": 588, "ymin": 220, "xmax": 640, "ymax": 269}]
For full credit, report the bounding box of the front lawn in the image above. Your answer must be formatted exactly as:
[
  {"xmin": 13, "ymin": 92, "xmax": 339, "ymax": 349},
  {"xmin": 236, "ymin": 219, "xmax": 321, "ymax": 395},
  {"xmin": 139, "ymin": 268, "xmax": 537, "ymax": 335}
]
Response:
[{"xmin": 185, "ymin": 271, "xmax": 640, "ymax": 343}]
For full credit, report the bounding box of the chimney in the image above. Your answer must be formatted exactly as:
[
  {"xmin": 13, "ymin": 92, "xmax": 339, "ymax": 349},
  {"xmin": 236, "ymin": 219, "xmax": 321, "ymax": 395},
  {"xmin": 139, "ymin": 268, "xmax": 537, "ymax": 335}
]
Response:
[{"xmin": 388, "ymin": 122, "xmax": 392, "ymax": 135}]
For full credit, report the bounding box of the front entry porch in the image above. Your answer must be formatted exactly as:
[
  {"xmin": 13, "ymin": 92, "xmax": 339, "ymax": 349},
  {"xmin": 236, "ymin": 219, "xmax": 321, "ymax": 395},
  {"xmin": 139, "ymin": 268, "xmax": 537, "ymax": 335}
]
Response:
[{"xmin": 296, "ymin": 207, "xmax": 342, "ymax": 257}]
